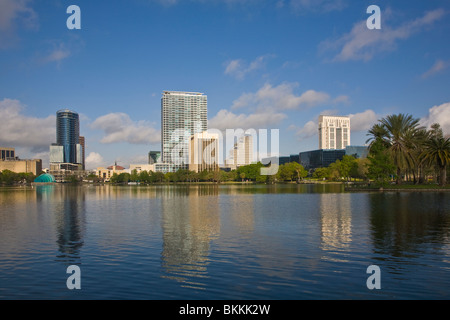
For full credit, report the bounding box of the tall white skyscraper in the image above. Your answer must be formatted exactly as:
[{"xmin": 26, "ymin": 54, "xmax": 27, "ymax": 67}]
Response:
[
  {"xmin": 161, "ymin": 91, "xmax": 207, "ymax": 169},
  {"xmin": 318, "ymin": 115, "xmax": 351, "ymax": 150}
]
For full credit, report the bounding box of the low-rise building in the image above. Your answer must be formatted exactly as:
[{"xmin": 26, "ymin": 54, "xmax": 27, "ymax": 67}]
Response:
[
  {"xmin": 96, "ymin": 164, "xmax": 128, "ymax": 181},
  {"xmin": 0, "ymin": 158, "xmax": 42, "ymax": 176},
  {"xmin": 0, "ymin": 147, "xmax": 42, "ymax": 175}
]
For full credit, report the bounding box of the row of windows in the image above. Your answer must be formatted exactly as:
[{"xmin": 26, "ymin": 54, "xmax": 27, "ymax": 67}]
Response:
[{"xmin": 1, "ymin": 150, "xmax": 15, "ymax": 159}]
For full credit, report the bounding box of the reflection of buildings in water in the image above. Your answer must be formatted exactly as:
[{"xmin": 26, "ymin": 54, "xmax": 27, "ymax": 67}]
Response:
[
  {"xmin": 50, "ymin": 186, "xmax": 86, "ymax": 265},
  {"xmin": 0, "ymin": 188, "xmax": 40, "ymax": 258},
  {"xmin": 161, "ymin": 186, "xmax": 220, "ymax": 288},
  {"xmin": 319, "ymin": 193, "xmax": 352, "ymax": 253},
  {"xmin": 229, "ymin": 194, "xmax": 254, "ymax": 235}
]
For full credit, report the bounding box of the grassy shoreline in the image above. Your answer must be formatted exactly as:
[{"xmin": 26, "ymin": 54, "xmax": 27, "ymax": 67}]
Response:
[{"xmin": 344, "ymin": 183, "xmax": 450, "ymax": 192}]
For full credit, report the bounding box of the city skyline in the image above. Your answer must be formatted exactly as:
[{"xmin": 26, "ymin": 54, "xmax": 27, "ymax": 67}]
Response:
[{"xmin": 0, "ymin": 0, "xmax": 449, "ymax": 170}]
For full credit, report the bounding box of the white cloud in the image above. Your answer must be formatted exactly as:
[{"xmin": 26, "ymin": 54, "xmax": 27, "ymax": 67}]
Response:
[
  {"xmin": 348, "ymin": 109, "xmax": 379, "ymax": 132},
  {"xmin": 224, "ymin": 55, "xmax": 274, "ymax": 80},
  {"xmin": 320, "ymin": 8, "xmax": 446, "ymax": 62},
  {"xmin": 209, "ymin": 109, "xmax": 286, "ymax": 131},
  {"xmin": 85, "ymin": 152, "xmax": 105, "ymax": 170},
  {"xmin": 91, "ymin": 112, "xmax": 160, "ymax": 145},
  {"xmin": 43, "ymin": 45, "xmax": 71, "ymax": 64},
  {"xmin": 0, "ymin": 98, "xmax": 55, "ymax": 152},
  {"xmin": 231, "ymin": 82, "xmax": 331, "ymax": 111},
  {"xmin": 420, "ymin": 102, "xmax": 450, "ymax": 135},
  {"xmin": 421, "ymin": 60, "xmax": 449, "ymax": 79},
  {"xmin": 0, "ymin": 0, "xmax": 38, "ymax": 49},
  {"xmin": 333, "ymin": 95, "xmax": 350, "ymax": 105},
  {"xmin": 295, "ymin": 120, "xmax": 317, "ymax": 139}
]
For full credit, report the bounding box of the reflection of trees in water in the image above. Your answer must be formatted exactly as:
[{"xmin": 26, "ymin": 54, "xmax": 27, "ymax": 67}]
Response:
[{"xmin": 369, "ymin": 192, "xmax": 450, "ymax": 262}]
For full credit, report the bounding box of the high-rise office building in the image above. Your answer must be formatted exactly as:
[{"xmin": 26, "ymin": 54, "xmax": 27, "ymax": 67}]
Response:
[
  {"xmin": 79, "ymin": 136, "xmax": 85, "ymax": 170},
  {"xmin": 226, "ymin": 134, "xmax": 253, "ymax": 169},
  {"xmin": 148, "ymin": 151, "xmax": 161, "ymax": 164},
  {"xmin": 50, "ymin": 109, "xmax": 83, "ymax": 171},
  {"xmin": 57, "ymin": 109, "xmax": 80, "ymax": 164},
  {"xmin": 161, "ymin": 91, "xmax": 207, "ymax": 170},
  {"xmin": 189, "ymin": 131, "xmax": 219, "ymax": 173},
  {"xmin": 318, "ymin": 115, "xmax": 351, "ymax": 150}
]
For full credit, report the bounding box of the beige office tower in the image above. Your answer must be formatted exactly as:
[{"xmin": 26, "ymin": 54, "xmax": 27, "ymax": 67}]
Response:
[
  {"xmin": 227, "ymin": 134, "xmax": 253, "ymax": 169},
  {"xmin": 161, "ymin": 91, "xmax": 207, "ymax": 171},
  {"xmin": 189, "ymin": 132, "xmax": 219, "ymax": 173},
  {"xmin": 318, "ymin": 115, "xmax": 351, "ymax": 150}
]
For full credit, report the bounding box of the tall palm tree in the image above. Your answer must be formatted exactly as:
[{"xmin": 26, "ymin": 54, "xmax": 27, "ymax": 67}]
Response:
[
  {"xmin": 366, "ymin": 123, "xmax": 389, "ymax": 148},
  {"xmin": 379, "ymin": 114, "xmax": 421, "ymax": 184},
  {"xmin": 403, "ymin": 126, "xmax": 429, "ymax": 184},
  {"xmin": 421, "ymin": 137, "xmax": 450, "ymax": 186}
]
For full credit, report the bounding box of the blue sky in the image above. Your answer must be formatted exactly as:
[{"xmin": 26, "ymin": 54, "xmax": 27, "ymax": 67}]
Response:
[{"xmin": 1, "ymin": 0, "xmax": 449, "ymax": 169}]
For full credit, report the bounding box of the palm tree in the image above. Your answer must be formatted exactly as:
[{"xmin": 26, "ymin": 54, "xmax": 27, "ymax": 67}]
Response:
[
  {"xmin": 379, "ymin": 114, "xmax": 421, "ymax": 184},
  {"xmin": 403, "ymin": 126, "xmax": 429, "ymax": 184},
  {"xmin": 366, "ymin": 123, "xmax": 389, "ymax": 148},
  {"xmin": 429, "ymin": 123, "xmax": 444, "ymax": 139},
  {"xmin": 421, "ymin": 137, "xmax": 450, "ymax": 187}
]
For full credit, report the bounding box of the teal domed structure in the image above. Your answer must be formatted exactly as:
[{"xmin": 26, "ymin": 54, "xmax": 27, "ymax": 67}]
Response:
[{"xmin": 34, "ymin": 173, "xmax": 56, "ymax": 183}]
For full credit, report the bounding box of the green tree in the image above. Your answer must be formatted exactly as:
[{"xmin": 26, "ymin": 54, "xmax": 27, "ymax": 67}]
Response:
[
  {"xmin": 339, "ymin": 155, "xmax": 358, "ymax": 181},
  {"xmin": 380, "ymin": 114, "xmax": 422, "ymax": 184},
  {"xmin": 367, "ymin": 139, "xmax": 396, "ymax": 187},
  {"xmin": 66, "ymin": 175, "xmax": 81, "ymax": 184},
  {"xmin": 313, "ymin": 167, "xmax": 330, "ymax": 180},
  {"xmin": 367, "ymin": 114, "xmax": 422, "ymax": 184},
  {"xmin": 151, "ymin": 171, "xmax": 165, "ymax": 183},
  {"xmin": 353, "ymin": 158, "xmax": 369, "ymax": 180},
  {"xmin": 327, "ymin": 161, "xmax": 341, "ymax": 181},
  {"xmin": 366, "ymin": 123, "xmax": 390, "ymax": 148},
  {"xmin": 110, "ymin": 172, "xmax": 130, "ymax": 184},
  {"xmin": 420, "ymin": 137, "xmax": 450, "ymax": 187},
  {"xmin": 139, "ymin": 170, "xmax": 151, "ymax": 183},
  {"xmin": 130, "ymin": 169, "xmax": 139, "ymax": 182},
  {"xmin": 276, "ymin": 162, "xmax": 307, "ymax": 182}
]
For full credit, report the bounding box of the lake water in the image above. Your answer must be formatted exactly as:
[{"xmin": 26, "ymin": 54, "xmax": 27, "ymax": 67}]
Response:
[{"xmin": 0, "ymin": 184, "xmax": 449, "ymax": 300}]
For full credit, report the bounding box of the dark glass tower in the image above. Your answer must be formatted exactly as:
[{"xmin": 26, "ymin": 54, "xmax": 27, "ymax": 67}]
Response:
[{"xmin": 56, "ymin": 109, "xmax": 80, "ymax": 164}]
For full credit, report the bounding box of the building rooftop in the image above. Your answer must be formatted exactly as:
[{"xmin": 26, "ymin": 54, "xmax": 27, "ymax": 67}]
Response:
[{"xmin": 162, "ymin": 91, "xmax": 205, "ymax": 96}]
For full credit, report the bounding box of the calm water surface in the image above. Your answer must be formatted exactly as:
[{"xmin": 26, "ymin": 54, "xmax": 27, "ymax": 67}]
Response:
[{"xmin": 0, "ymin": 184, "xmax": 449, "ymax": 300}]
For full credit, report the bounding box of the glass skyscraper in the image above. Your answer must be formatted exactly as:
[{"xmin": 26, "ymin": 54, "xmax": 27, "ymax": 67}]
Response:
[
  {"xmin": 161, "ymin": 91, "xmax": 207, "ymax": 169},
  {"xmin": 50, "ymin": 109, "xmax": 83, "ymax": 171},
  {"xmin": 56, "ymin": 109, "xmax": 80, "ymax": 164}
]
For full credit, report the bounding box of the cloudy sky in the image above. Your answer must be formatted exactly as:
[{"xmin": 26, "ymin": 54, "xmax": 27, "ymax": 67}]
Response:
[{"xmin": 1, "ymin": 0, "xmax": 449, "ymax": 169}]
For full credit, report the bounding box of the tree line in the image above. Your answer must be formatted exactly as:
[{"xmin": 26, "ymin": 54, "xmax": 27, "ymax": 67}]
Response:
[
  {"xmin": 0, "ymin": 170, "xmax": 36, "ymax": 185},
  {"xmin": 106, "ymin": 161, "xmax": 308, "ymax": 184}
]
